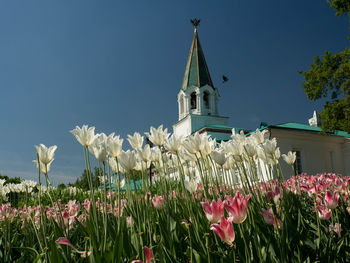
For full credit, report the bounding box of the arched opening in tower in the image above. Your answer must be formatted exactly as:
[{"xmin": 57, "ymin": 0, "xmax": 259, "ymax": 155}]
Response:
[
  {"xmin": 190, "ymin": 92, "xmax": 197, "ymax": 109},
  {"xmin": 203, "ymin": 91, "xmax": 210, "ymax": 109}
]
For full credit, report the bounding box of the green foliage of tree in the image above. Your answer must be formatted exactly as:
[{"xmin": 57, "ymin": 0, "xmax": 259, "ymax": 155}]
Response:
[
  {"xmin": 73, "ymin": 167, "xmax": 100, "ymax": 190},
  {"xmin": 329, "ymin": 0, "xmax": 350, "ymax": 17},
  {"xmin": 57, "ymin": 183, "xmax": 66, "ymax": 190},
  {"xmin": 0, "ymin": 174, "xmax": 21, "ymax": 184},
  {"xmin": 0, "ymin": 174, "xmax": 8, "ymax": 180},
  {"xmin": 299, "ymin": 1, "xmax": 350, "ymax": 133}
]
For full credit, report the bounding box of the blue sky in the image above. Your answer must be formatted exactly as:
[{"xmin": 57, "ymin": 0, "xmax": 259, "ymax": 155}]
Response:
[{"xmin": 0, "ymin": 1, "xmax": 348, "ymax": 184}]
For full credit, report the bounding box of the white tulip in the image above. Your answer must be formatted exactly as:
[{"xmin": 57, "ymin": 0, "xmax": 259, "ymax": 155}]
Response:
[
  {"xmin": 150, "ymin": 147, "xmax": 162, "ymax": 163},
  {"xmin": 164, "ymin": 134, "xmax": 184, "ymax": 154},
  {"xmin": 35, "ymin": 144, "xmax": 57, "ymax": 165},
  {"xmin": 134, "ymin": 160, "xmax": 143, "ymax": 171},
  {"xmin": 0, "ymin": 179, "xmax": 5, "ymax": 186},
  {"xmin": 257, "ymin": 146, "xmax": 274, "ymax": 165},
  {"xmin": 118, "ymin": 150, "xmax": 137, "ymax": 172},
  {"xmin": 70, "ymin": 125, "xmax": 98, "ymax": 147},
  {"xmin": 179, "ymin": 149, "xmax": 197, "ymax": 162},
  {"xmin": 22, "ymin": 180, "xmax": 37, "ymax": 188},
  {"xmin": 109, "ymin": 157, "xmax": 119, "ymax": 173},
  {"xmin": 107, "ymin": 134, "xmax": 123, "ymax": 158},
  {"xmin": 251, "ymin": 129, "xmax": 268, "ymax": 145},
  {"xmin": 244, "ymin": 143, "xmax": 257, "ymax": 158},
  {"xmin": 127, "ymin": 132, "xmax": 144, "ymax": 150},
  {"xmin": 223, "ymin": 156, "xmax": 235, "ymax": 170},
  {"xmin": 137, "ymin": 144, "xmax": 152, "ymax": 162},
  {"xmin": 89, "ymin": 133, "xmax": 108, "ymax": 162},
  {"xmin": 145, "ymin": 125, "xmax": 170, "ymax": 146},
  {"xmin": 231, "ymin": 130, "xmax": 246, "ymax": 145},
  {"xmin": 210, "ymin": 150, "xmax": 227, "ymax": 167},
  {"xmin": 282, "ymin": 151, "xmax": 296, "ymax": 165},
  {"xmin": 225, "ymin": 141, "xmax": 244, "ymax": 156},
  {"xmin": 262, "ymin": 138, "xmax": 277, "ymax": 155},
  {"xmin": 33, "ymin": 159, "xmax": 52, "ymax": 174},
  {"xmin": 246, "ymin": 136, "xmax": 258, "ymax": 147},
  {"xmin": 274, "ymin": 147, "xmax": 281, "ymax": 160},
  {"xmin": 184, "ymin": 178, "xmax": 199, "ymax": 193},
  {"xmin": 119, "ymin": 179, "xmax": 126, "ymax": 189},
  {"xmin": 201, "ymin": 138, "xmax": 215, "ymax": 157},
  {"xmin": 98, "ymin": 175, "xmax": 106, "ymax": 184},
  {"xmin": 183, "ymin": 132, "xmax": 210, "ymax": 155}
]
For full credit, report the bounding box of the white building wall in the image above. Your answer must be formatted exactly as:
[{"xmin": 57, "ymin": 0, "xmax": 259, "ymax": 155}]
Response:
[
  {"xmin": 173, "ymin": 114, "xmax": 229, "ymax": 137},
  {"xmin": 173, "ymin": 115, "xmax": 192, "ymax": 137},
  {"xmin": 270, "ymin": 128, "xmax": 346, "ymax": 178}
]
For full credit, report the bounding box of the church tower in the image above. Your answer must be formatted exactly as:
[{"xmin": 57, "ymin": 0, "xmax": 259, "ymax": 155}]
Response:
[{"xmin": 173, "ymin": 21, "xmax": 230, "ymax": 139}]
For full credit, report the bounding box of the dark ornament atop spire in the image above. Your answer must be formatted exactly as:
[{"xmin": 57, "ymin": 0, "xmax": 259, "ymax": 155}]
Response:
[{"xmin": 190, "ymin": 18, "xmax": 200, "ymax": 28}]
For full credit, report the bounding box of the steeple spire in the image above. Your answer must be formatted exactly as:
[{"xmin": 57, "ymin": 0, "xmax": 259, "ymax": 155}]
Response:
[
  {"xmin": 181, "ymin": 20, "xmax": 214, "ymax": 91},
  {"xmin": 173, "ymin": 20, "xmax": 229, "ymax": 138}
]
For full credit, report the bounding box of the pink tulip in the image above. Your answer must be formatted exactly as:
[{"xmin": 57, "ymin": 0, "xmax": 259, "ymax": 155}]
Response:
[
  {"xmin": 56, "ymin": 237, "xmax": 92, "ymax": 258},
  {"xmin": 56, "ymin": 237, "xmax": 76, "ymax": 250},
  {"xmin": 126, "ymin": 216, "xmax": 134, "ymax": 227},
  {"xmin": 83, "ymin": 199, "xmax": 91, "ymax": 213},
  {"xmin": 181, "ymin": 219, "xmax": 190, "ymax": 228},
  {"xmin": 152, "ymin": 196, "xmax": 164, "ymax": 210},
  {"xmin": 329, "ymin": 223, "xmax": 341, "ymax": 237},
  {"xmin": 324, "ymin": 191, "xmax": 339, "ymax": 209},
  {"xmin": 224, "ymin": 193, "xmax": 250, "ymax": 224},
  {"xmin": 131, "ymin": 246, "xmax": 154, "ymax": 263},
  {"xmin": 201, "ymin": 198, "xmax": 224, "ymax": 223},
  {"xmin": 66, "ymin": 200, "xmax": 80, "ymax": 217},
  {"xmin": 0, "ymin": 203, "xmax": 17, "ymax": 222},
  {"xmin": 144, "ymin": 246, "xmax": 154, "ymax": 263},
  {"xmin": 262, "ymin": 208, "xmax": 274, "ymax": 225},
  {"xmin": 262, "ymin": 208, "xmax": 281, "ymax": 229},
  {"xmin": 266, "ymin": 186, "xmax": 281, "ymax": 205},
  {"xmin": 317, "ymin": 205, "xmax": 332, "ymax": 220},
  {"xmin": 210, "ymin": 217, "xmax": 235, "ymax": 245},
  {"xmin": 80, "ymin": 251, "xmax": 92, "ymax": 258}
]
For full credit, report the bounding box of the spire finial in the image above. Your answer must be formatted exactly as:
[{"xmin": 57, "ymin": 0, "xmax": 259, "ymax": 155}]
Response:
[{"xmin": 190, "ymin": 18, "xmax": 200, "ymax": 31}]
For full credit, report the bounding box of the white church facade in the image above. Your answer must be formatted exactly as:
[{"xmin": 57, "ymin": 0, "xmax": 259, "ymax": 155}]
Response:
[{"xmin": 173, "ymin": 25, "xmax": 350, "ymax": 178}]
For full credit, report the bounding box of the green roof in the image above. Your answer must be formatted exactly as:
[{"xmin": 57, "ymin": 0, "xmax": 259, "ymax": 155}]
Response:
[
  {"xmin": 181, "ymin": 28, "xmax": 214, "ymax": 90},
  {"xmin": 250, "ymin": 122, "xmax": 350, "ymax": 138},
  {"xmin": 205, "ymin": 124, "xmax": 233, "ymax": 130},
  {"xmin": 99, "ymin": 179, "xmax": 142, "ymax": 191},
  {"xmin": 275, "ymin": 122, "xmax": 321, "ymax": 132},
  {"xmin": 273, "ymin": 122, "xmax": 350, "ymax": 138},
  {"xmin": 196, "ymin": 125, "xmax": 249, "ymax": 134}
]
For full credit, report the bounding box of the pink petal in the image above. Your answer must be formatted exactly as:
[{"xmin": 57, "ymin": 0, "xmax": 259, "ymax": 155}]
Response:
[
  {"xmin": 55, "ymin": 237, "xmax": 76, "ymax": 250},
  {"xmin": 144, "ymin": 246, "xmax": 154, "ymax": 263}
]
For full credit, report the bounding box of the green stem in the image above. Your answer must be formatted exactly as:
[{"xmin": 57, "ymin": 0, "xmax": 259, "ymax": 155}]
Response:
[{"xmin": 206, "ymin": 234, "xmax": 211, "ymax": 263}]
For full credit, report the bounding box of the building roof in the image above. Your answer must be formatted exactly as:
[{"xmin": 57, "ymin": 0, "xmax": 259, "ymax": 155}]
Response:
[
  {"xmin": 181, "ymin": 27, "xmax": 214, "ymax": 91},
  {"xmin": 256, "ymin": 122, "xmax": 350, "ymax": 138},
  {"xmin": 195, "ymin": 124, "xmax": 249, "ymax": 135},
  {"xmin": 205, "ymin": 124, "xmax": 233, "ymax": 130}
]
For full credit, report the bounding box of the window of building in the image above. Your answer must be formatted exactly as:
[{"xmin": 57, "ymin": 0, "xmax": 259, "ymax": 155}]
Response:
[
  {"xmin": 190, "ymin": 92, "xmax": 197, "ymax": 109},
  {"xmin": 293, "ymin": 149, "xmax": 302, "ymax": 175},
  {"xmin": 203, "ymin": 91, "xmax": 210, "ymax": 109}
]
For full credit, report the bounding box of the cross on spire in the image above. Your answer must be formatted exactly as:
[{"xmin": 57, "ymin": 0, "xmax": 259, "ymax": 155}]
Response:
[{"xmin": 190, "ymin": 18, "xmax": 200, "ymax": 29}]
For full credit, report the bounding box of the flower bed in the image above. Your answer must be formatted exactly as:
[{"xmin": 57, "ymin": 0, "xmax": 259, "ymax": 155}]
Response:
[{"xmin": 0, "ymin": 125, "xmax": 349, "ymax": 262}]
